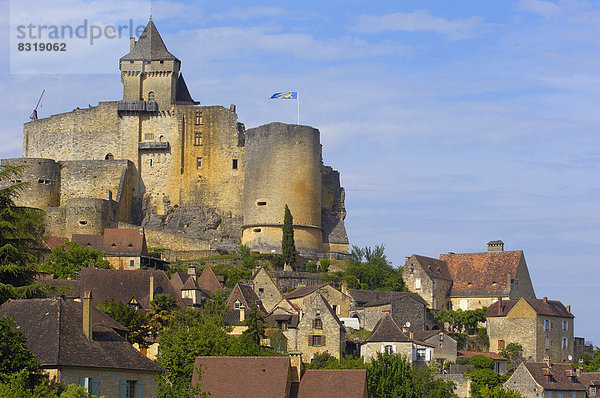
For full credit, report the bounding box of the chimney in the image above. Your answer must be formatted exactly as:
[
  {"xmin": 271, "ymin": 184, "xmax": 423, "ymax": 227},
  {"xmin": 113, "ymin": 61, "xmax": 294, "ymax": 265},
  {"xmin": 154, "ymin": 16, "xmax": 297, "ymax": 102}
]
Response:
[
  {"xmin": 129, "ymin": 37, "xmax": 135, "ymax": 51},
  {"xmin": 188, "ymin": 266, "xmax": 197, "ymax": 281},
  {"xmin": 487, "ymin": 240, "xmax": 504, "ymax": 252},
  {"xmin": 289, "ymin": 352, "xmax": 303, "ymax": 382},
  {"xmin": 239, "ymin": 305, "xmax": 245, "ymax": 323},
  {"xmin": 543, "ymin": 297, "xmax": 548, "ymax": 304},
  {"xmin": 229, "ymin": 104, "xmax": 236, "ymax": 113},
  {"xmin": 341, "ymin": 283, "xmax": 348, "ymax": 295},
  {"xmin": 83, "ymin": 291, "xmax": 93, "ymax": 341},
  {"xmin": 576, "ymin": 367, "xmax": 582, "ymax": 377},
  {"xmin": 543, "ymin": 356, "xmax": 551, "ymax": 366},
  {"xmin": 567, "ymin": 305, "xmax": 571, "ymax": 313},
  {"xmin": 497, "ymin": 296, "xmax": 503, "ymax": 315},
  {"xmin": 149, "ymin": 274, "xmax": 154, "ymax": 303},
  {"xmin": 409, "ymin": 331, "xmax": 414, "ymax": 340}
]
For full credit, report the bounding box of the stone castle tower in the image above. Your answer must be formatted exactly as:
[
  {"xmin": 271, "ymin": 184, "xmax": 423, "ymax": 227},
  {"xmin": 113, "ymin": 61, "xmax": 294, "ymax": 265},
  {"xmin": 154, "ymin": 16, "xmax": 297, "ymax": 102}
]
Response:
[{"xmin": 3, "ymin": 19, "xmax": 349, "ymax": 258}]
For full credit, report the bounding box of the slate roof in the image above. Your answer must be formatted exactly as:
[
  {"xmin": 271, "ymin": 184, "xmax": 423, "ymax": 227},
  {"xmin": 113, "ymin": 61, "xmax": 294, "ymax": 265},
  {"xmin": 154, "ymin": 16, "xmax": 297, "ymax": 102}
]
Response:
[
  {"xmin": 227, "ymin": 283, "xmax": 264, "ymax": 310},
  {"xmin": 0, "ymin": 298, "xmax": 163, "ymax": 373},
  {"xmin": 170, "ymin": 272, "xmax": 190, "ymax": 291},
  {"xmin": 365, "ymin": 313, "xmax": 411, "ymax": 343},
  {"xmin": 196, "ymin": 265, "xmax": 222, "ymax": 296},
  {"xmin": 578, "ymin": 372, "xmax": 600, "ymax": 388},
  {"xmin": 37, "ymin": 278, "xmax": 80, "ymax": 299},
  {"xmin": 192, "ymin": 356, "xmax": 291, "ymax": 397},
  {"xmin": 412, "ymin": 329, "xmax": 447, "ymax": 342},
  {"xmin": 79, "ymin": 268, "xmax": 185, "ymax": 309},
  {"xmin": 458, "ymin": 351, "xmax": 507, "ymax": 361},
  {"xmin": 521, "ymin": 362, "xmax": 587, "ymax": 391},
  {"xmin": 347, "ymin": 289, "xmax": 428, "ymax": 307},
  {"xmin": 412, "ymin": 254, "xmax": 453, "ymax": 280},
  {"xmin": 120, "ymin": 19, "xmax": 179, "ymax": 62},
  {"xmin": 486, "ymin": 297, "xmax": 574, "ymax": 318},
  {"xmin": 175, "ymin": 73, "xmax": 197, "ymax": 104},
  {"xmin": 72, "ymin": 228, "xmax": 147, "ymax": 256},
  {"xmin": 440, "ymin": 250, "xmax": 523, "ymax": 296},
  {"xmin": 181, "ymin": 276, "xmax": 199, "ymax": 290},
  {"xmin": 285, "ymin": 284, "xmax": 328, "ymax": 299},
  {"xmin": 295, "ymin": 369, "xmax": 368, "ymax": 398}
]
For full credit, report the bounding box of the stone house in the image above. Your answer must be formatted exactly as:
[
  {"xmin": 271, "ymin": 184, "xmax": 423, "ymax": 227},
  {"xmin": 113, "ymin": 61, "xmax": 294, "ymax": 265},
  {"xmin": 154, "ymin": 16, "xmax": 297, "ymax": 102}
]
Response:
[
  {"xmin": 457, "ymin": 351, "xmax": 508, "ymax": 375},
  {"xmin": 286, "ymin": 283, "xmax": 351, "ymax": 318},
  {"xmin": 486, "ymin": 297, "xmax": 575, "ymax": 363},
  {"xmin": 79, "ymin": 268, "xmax": 186, "ymax": 310},
  {"xmin": 191, "ymin": 356, "xmax": 368, "ymax": 397},
  {"xmin": 403, "ymin": 254, "xmax": 453, "ymax": 310},
  {"xmin": 251, "ymin": 267, "xmax": 284, "ymax": 312},
  {"xmin": 578, "ymin": 371, "xmax": 600, "ymax": 398},
  {"xmin": 413, "ymin": 330, "xmax": 457, "ymax": 363},
  {"xmin": 360, "ymin": 313, "xmax": 434, "ymax": 365},
  {"xmin": 504, "ymin": 361, "xmax": 587, "ymax": 398},
  {"xmin": 440, "ymin": 240, "xmax": 536, "ymax": 310},
  {"xmin": 224, "ymin": 282, "xmax": 265, "ymax": 335},
  {"xmin": 294, "ymin": 293, "xmax": 346, "ymax": 362},
  {"xmin": 170, "ymin": 265, "xmax": 223, "ymax": 305},
  {"xmin": 0, "ymin": 296, "xmax": 164, "ymax": 398},
  {"xmin": 347, "ymin": 288, "xmax": 430, "ymax": 331}
]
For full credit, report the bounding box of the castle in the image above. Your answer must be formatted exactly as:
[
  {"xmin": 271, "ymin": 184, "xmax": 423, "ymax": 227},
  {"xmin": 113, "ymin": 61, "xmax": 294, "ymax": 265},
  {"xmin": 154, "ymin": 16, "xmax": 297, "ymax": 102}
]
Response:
[{"xmin": 2, "ymin": 19, "xmax": 349, "ymax": 258}]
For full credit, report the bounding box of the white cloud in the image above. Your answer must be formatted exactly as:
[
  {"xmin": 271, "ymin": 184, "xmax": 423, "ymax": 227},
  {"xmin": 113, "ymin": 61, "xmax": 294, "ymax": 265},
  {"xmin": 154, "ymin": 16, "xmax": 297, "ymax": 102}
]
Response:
[
  {"xmin": 517, "ymin": 0, "xmax": 562, "ymax": 17},
  {"xmin": 351, "ymin": 10, "xmax": 492, "ymax": 40}
]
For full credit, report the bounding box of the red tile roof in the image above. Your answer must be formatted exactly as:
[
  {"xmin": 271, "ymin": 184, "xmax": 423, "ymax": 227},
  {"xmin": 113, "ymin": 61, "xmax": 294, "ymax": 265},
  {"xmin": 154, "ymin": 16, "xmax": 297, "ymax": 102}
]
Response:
[
  {"xmin": 440, "ymin": 250, "xmax": 523, "ymax": 295},
  {"xmin": 192, "ymin": 356, "xmax": 291, "ymax": 397},
  {"xmin": 520, "ymin": 362, "xmax": 587, "ymax": 391},
  {"xmin": 72, "ymin": 228, "xmax": 147, "ymax": 255},
  {"xmin": 296, "ymin": 369, "xmax": 368, "ymax": 398}
]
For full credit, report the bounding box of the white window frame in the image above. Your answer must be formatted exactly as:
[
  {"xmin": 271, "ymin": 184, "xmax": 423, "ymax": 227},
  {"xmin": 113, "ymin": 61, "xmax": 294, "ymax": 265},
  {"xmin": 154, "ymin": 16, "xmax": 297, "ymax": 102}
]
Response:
[{"xmin": 415, "ymin": 277, "xmax": 421, "ymax": 290}]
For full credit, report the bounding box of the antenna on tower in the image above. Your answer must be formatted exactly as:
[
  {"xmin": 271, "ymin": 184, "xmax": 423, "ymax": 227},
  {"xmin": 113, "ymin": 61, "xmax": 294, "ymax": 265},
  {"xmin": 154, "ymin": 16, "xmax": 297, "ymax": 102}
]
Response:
[{"xmin": 30, "ymin": 89, "xmax": 45, "ymax": 121}]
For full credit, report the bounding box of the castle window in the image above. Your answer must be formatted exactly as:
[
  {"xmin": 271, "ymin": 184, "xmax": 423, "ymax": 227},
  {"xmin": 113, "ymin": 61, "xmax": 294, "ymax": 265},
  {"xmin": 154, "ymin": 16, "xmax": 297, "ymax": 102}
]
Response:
[
  {"xmin": 194, "ymin": 132, "xmax": 202, "ymax": 146},
  {"xmin": 148, "ymin": 92, "xmax": 155, "ymax": 102},
  {"xmin": 160, "ymin": 60, "xmax": 164, "ymax": 64},
  {"xmin": 197, "ymin": 157, "xmax": 202, "ymax": 169},
  {"xmin": 232, "ymin": 159, "xmax": 238, "ymax": 169},
  {"xmin": 256, "ymin": 201, "xmax": 267, "ymax": 206},
  {"xmin": 234, "ymin": 300, "xmax": 241, "ymax": 310},
  {"xmin": 195, "ymin": 111, "xmax": 202, "ymax": 125},
  {"xmin": 159, "ymin": 135, "xmax": 165, "ymax": 142},
  {"xmin": 253, "ymin": 228, "xmax": 262, "ymax": 233},
  {"xmin": 562, "ymin": 338, "xmax": 568, "ymax": 349},
  {"xmin": 79, "ymin": 220, "xmax": 88, "ymax": 225},
  {"xmin": 258, "ymin": 288, "xmax": 264, "ymax": 298},
  {"xmin": 562, "ymin": 320, "xmax": 568, "ymax": 331},
  {"xmin": 129, "ymin": 260, "xmax": 134, "ymax": 267},
  {"xmin": 105, "ymin": 153, "xmax": 114, "ymax": 160},
  {"xmin": 149, "ymin": 159, "xmax": 153, "ymax": 167}
]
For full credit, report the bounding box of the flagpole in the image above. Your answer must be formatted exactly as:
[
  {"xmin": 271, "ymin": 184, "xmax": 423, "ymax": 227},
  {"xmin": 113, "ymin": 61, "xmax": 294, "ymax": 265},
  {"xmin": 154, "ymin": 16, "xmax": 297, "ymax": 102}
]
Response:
[{"xmin": 297, "ymin": 91, "xmax": 300, "ymax": 125}]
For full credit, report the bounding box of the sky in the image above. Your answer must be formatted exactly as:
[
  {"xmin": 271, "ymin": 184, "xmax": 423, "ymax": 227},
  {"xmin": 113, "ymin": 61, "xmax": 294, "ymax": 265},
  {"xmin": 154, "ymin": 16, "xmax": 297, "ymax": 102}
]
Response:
[{"xmin": 1, "ymin": 0, "xmax": 599, "ymax": 346}]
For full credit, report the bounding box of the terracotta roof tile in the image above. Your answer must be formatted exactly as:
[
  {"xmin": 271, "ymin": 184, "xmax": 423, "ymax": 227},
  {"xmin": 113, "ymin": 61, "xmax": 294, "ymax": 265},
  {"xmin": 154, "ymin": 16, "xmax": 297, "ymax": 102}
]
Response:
[
  {"xmin": 0, "ymin": 298, "xmax": 162, "ymax": 372},
  {"xmin": 521, "ymin": 362, "xmax": 586, "ymax": 391},
  {"xmin": 296, "ymin": 369, "xmax": 367, "ymax": 398},
  {"xmin": 440, "ymin": 250, "xmax": 523, "ymax": 295},
  {"xmin": 192, "ymin": 356, "xmax": 290, "ymax": 397}
]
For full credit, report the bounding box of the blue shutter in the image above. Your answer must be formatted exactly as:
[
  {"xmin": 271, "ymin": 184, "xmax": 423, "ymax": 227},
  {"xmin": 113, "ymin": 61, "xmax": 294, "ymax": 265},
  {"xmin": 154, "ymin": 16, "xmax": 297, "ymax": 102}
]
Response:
[
  {"xmin": 91, "ymin": 378, "xmax": 99, "ymax": 397},
  {"xmin": 79, "ymin": 377, "xmax": 85, "ymax": 387},
  {"xmin": 119, "ymin": 380, "xmax": 127, "ymax": 398},
  {"xmin": 137, "ymin": 380, "xmax": 144, "ymax": 398}
]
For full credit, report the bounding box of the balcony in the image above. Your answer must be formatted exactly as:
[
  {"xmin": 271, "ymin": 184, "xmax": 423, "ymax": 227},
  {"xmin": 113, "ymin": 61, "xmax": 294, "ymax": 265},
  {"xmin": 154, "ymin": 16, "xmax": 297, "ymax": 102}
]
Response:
[
  {"xmin": 138, "ymin": 142, "xmax": 169, "ymax": 150},
  {"xmin": 117, "ymin": 100, "xmax": 158, "ymax": 112}
]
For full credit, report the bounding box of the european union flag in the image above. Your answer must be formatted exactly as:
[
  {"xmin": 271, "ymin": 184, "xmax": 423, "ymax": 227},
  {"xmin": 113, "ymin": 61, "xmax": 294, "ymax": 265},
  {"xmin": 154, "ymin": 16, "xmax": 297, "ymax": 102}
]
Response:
[{"xmin": 270, "ymin": 92, "xmax": 297, "ymax": 99}]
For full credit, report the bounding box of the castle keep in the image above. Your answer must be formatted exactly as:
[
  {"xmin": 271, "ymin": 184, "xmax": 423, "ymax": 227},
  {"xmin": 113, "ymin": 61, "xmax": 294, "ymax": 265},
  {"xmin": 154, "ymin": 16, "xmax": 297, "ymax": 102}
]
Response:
[{"xmin": 4, "ymin": 19, "xmax": 349, "ymax": 257}]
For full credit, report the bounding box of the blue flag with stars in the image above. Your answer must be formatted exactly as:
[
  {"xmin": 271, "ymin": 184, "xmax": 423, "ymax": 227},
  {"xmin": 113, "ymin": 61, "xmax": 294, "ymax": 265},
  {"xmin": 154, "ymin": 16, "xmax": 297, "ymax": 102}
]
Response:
[{"xmin": 270, "ymin": 92, "xmax": 297, "ymax": 99}]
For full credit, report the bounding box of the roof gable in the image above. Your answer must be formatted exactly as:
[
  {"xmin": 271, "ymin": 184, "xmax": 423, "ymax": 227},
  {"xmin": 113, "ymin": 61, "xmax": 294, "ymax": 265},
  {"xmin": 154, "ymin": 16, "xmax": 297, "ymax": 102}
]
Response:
[
  {"xmin": 120, "ymin": 19, "xmax": 178, "ymax": 62},
  {"xmin": 365, "ymin": 313, "xmax": 410, "ymax": 343},
  {"xmin": 440, "ymin": 250, "xmax": 524, "ymax": 295},
  {"xmin": 285, "ymin": 284, "xmax": 328, "ymax": 300},
  {"xmin": 411, "ymin": 255, "xmax": 452, "ymax": 280},
  {"xmin": 487, "ymin": 297, "xmax": 574, "ymax": 319},
  {"xmin": 299, "ymin": 293, "xmax": 344, "ymax": 330},
  {"xmin": 196, "ymin": 266, "xmax": 222, "ymax": 296}
]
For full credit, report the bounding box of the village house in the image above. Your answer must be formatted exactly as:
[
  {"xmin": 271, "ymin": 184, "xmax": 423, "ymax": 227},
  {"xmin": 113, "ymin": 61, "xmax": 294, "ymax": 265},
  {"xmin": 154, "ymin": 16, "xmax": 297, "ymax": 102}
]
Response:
[
  {"xmin": 578, "ymin": 371, "xmax": 600, "ymax": 398},
  {"xmin": 251, "ymin": 267, "xmax": 284, "ymax": 312},
  {"xmin": 439, "ymin": 240, "xmax": 536, "ymax": 311},
  {"xmin": 486, "ymin": 297, "xmax": 574, "ymax": 363},
  {"xmin": 403, "ymin": 254, "xmax": 453, "ymax": 310},
  {"xmin": 346, "ymin": 287, "xmax": 430, "ymax": 331},
  {"xmin": 191, "ymin": 356, "xmax": 368, "ymax": 398},
  {"xmin": 457, "ymin": 351, "xmax": 508, "ymax": 375},
  {"xmin": 224, "ymin": 282, "xmax": 266, "ymax": 335},
  {"xmin": 264, "ymin": 298, "xmax": 300, "ymax": 335},
  {"xmin": 170, "ymin": 265, "xmax": 223, "ymax": 305},
  {"xmin": 285, "ymin": 283, "xmax": 351, "ymax": 318},
  {"xmin": 504, "ymin": 361, "xmax": 587, "ymax": 398},
  {"xmin": 0, "ymin": 295, "xmax": 164, "ymax": 398},
  {"xmin": 412, "ymin": 330, "xmax": 458, "ymax": 363},
  {"xmin": 360, "ymin": 313, "xmax": 434, "ymax": 365}
]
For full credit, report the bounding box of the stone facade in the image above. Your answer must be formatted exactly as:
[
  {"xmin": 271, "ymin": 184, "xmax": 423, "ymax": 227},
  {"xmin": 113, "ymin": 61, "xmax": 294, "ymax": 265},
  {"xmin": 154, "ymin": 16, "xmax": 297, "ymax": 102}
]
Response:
[
  {"xmin": 354, "ymin": 296, "xmax": 429, "ymax": 332},
  {"xmin": 6, "ymin": 19, "xmax": 348, "ymax": 257},
  {"xmin": 295, "ymin": 294, "xmax": 345, "ymax": 362},
  {"xmin": 251, "ymin": 268, "xmax": 283, "ymax": 313},
  {"xmin": 54, "ymin": 367, "xmax": 159, "ymax": 398},
  {"xmin": 287, "ymin": 285, "xmax": 351, "ymax": 319},
  {"xmin": 403, "ymin": 254, "xmax": 452, "ymax": 310}
]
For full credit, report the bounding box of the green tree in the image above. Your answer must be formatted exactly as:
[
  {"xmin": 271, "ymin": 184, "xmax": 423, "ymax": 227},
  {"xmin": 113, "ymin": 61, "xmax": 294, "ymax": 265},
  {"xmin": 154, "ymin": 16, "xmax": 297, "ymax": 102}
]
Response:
[
  {"xmin": 344, "ymin": 245, "xmax": 405, "ymax": 291},
  {"xmin": 319, "ymin": 259, "xmax": 330, "ymax": 273},
  {"xmin": 575, "ymin": 347, "xmax": 600, "ymax": 372},
  {"xmin": 156, "ymin": 308, "xmax": 231, "ymax": 397},
  {"xmin": 281, "ymin": 205, "xmax": 296, "ymax": 265},
  {"xmin": 468, "ymin": 354, "xmax": 507, "ymax": 398},
  {"xmin": 0, "ymin": 317, "xmax": 39, "ymax": 382},
  {"xmin": 97, "ymin": 299, "xmax": 149, "ymax": 346},
  {"xmin": 412, "ymin": 366, "xmax": 458, "ymax": 398},
  {"xmin": 0, "ymin": 165, "xmax": 49, "ymax": 304},
  {"xmin": 239, "ymin": 245, "xmax": 257, "ymax": 270},
  {"xmin": 499, "ymin": 343, "xmax": 524, "ymax": 373},
  {"xmin": 305, "ymin": 261, "xmax": 317, "ymax": 273},
  {"xmin": 367, "ymin": 353, "xmax": 415, "ymax": 398},
  {"xmin": 478, "ymin": 385, "xmax": 525, "ymax": 398},
  {"xmin": 435, "ymin": 308, "xmax": 487, "ymax": 334},
  {"xmin": 147, "ymin": 294, "xmax": 178, "ymax": 338},
  {"xmin": 40, "ymin": 241, "xmax": 110, "ymax": 279}
]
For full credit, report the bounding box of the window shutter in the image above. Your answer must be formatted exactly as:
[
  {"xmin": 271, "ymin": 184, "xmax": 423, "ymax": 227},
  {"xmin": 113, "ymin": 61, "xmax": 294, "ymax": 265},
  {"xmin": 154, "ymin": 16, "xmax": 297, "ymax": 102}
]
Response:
[
  {"xmin": 91, "ymin": 379, "xmax": 99, "ymax": 397},
  {"xmin": 79, "ymin": 378, "xmax": 85, "ymax": 387},
  {"xmin": 425, "ymin": 349, "xmax": 431, "ymax": 361},
  {"xmin": 381, "ymin": 345, "xmax": 385, "ymax": 353},
  {"xmin": 119, "ymin": 380, "xmax": 127, "ymax": 398},
  {"xmin": 309, "ymin": 335, "xmax": 313, "ymax": 346},
  {"xmin": 137, "ymin": 380, "xmax": 144, "ymax": 398},
  {"xmin": 412, "ymin": 348, "xmax": 417, "ymax": 361},
  {"xmin": 392, "ymin": 345, "xmax": 397, "ymax": 353},
  {"xmin": 322, "ymin": 335, "xmax": 326, "ymax": 346}
]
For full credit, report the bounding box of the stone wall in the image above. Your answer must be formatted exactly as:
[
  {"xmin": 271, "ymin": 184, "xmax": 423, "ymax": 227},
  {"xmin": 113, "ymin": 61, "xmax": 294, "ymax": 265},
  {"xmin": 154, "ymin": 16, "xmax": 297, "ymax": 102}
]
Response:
[
  {"xmin": 403, "ymin": 255, "xmax": 452, "ymax": 310},
  {"xmin": 361, "ymin": 341, "xmax": 415, "ymax": 363},
  {"xmin": 503, "ymin": 364, "xmax": 541, "ymax": 398},
  {"xmin": 436, "ymin": 374, "xmax": 471, "ymax": 398},
  {"xmin": 251, "ymin": 268, "xmax": 283, "ymax": 313},
  {"xmin": 267, "ymin": 270, "xmax": 324, "ymax": 293},
  {"xmin": 296, "ymin": 294, "xmax": 344, "ymax": 362},
  {"xmin": 426, "ymin": 333, "xmax": 457, "ymax": 363},
  {"xmin": 1, "ymin": 158, "xmax": 60, "ymax": 209},
  {"xmin": 321, "ymin": 166, "xmax": 349, "ymax": 253}
]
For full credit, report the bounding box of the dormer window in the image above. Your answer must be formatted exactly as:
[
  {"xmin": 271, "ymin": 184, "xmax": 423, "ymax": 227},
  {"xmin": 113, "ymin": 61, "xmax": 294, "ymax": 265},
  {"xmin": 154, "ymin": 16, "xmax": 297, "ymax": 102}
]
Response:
[
  {"xmin": 234, "ymin": 300, "xmax": 241, "ymax": 310},
  {"xmin": 148, "ymin": 92, "xmax": 155, "ymax": 102}
]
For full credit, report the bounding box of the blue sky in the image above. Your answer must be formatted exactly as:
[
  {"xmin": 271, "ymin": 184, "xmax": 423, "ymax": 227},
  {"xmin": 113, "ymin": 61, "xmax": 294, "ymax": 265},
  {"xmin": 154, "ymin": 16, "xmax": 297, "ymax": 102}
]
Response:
[{"xmin": 1, "ymin": 0, "xmax": 599, "ymax": 345}]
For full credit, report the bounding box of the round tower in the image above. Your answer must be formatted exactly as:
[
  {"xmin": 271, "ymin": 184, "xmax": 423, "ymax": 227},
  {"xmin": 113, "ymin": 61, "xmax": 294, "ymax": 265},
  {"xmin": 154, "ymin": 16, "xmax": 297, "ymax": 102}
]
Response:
[
  {"xmin": 242, "ymin": 122, "xmax": 323, "ymax": 255},
  {"xmin": 1, "ymin": 158, "xmax": 60, "ymax": 209}
]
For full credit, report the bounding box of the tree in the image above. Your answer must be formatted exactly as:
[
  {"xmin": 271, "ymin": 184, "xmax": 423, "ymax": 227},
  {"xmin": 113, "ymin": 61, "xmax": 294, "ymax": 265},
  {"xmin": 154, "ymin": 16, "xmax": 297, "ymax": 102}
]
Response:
[
  {"xmin": 156, "ymin": 308, "xmax": 231, "ymax": 398},
  {"xmin": 0, "ymin": 165, "xmax": 49, "ymax": 304},
  {"xmin": 478, "ymin": 385, "xmax": 525, "ymax": 398},
  {"xmin": 147, "ymin": 294, "xmax": 178, "ymax": 338},
  {"xmin": 40, "ymin": 241, "xmax": 110, "ymax": 279},
  {"xmin": 281, "ymin": 205, "xmax": 296, "ymax": 265},
  {"xmin": 434, "ymin": 308, "xmax": 488, "ymax": 334},
  {"xmin": 499, "ymin": 343, "xmax": 524, "ymax": 373},
  {"xmin": 468, "ymin": 354, "xmax": 507, "ymax": 398},
  {"xmin": 97, "ymin": 299, "xmax": 149, "ymax": 346},
  {"xmin": 367, "ymin": 353, "xmax": 415, "ymax": 398},
  {"xmin": 344, "ymin": 245, "xmax": 405, "ymax": 291},
  {"xmin": 0, "ymin": 317, "xmax": 39, "ymax": 382}
]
